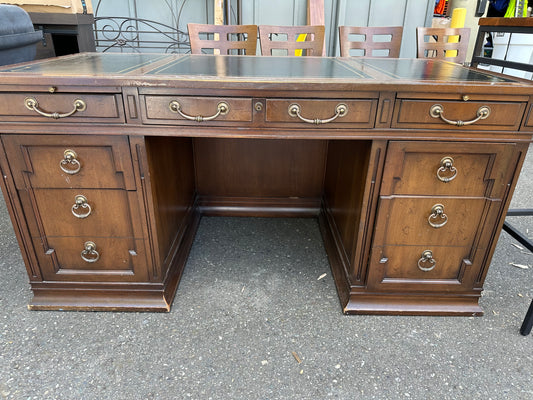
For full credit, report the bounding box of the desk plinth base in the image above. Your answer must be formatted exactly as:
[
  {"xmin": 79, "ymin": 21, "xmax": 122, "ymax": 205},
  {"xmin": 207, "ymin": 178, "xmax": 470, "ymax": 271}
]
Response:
[
  {"xmin": 341, "ymin": 294, "xmax": 483, "ymax": 316},
  {"xmin": 28, "ymin": 288, "xmax": 172, "ymax": 312}
]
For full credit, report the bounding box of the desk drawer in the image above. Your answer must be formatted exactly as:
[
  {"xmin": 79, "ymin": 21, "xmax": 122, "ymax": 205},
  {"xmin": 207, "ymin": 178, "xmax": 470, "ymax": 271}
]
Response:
[
  {"xmin": 380, "ymin": 141, "xmax": 517, "ymax": 198},
  {"xmin": 142, "ymin": 95, "xmax": 252, "ymax": 124},
  {"xmin": 367, "ymin": 245, "xmax": 479, "ymax": 292},
  {"xmin": 26, "ymin": 189, "xmax": 140, "ymax": 238},
  {"xmin": 0, "ymin": 93, "xmax": 125, "ymax": 123},
  {"xmin": 374, "ymin": 197, "xmax": 496, "ymax": 247},
  {"xmin": 2, "ymin": 135, "xmax": 136, "ymax": 190},
  {"xmin": 393, "ymin": 99, "xmax": 525, "ymax": 131},
  {"xmin": 266, "ymin": 99, "xmax": 377, "ymax": 127},
  {"xmin": 33, "ymin": 237, "xmax": 149, "ymax": 282}
]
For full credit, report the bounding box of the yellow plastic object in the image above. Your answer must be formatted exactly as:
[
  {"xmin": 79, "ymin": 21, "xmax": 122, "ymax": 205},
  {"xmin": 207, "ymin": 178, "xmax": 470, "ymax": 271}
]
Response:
[
  {"xmin": 446, "ymin": 7, "xmax": 466, "ymax": 58},
  {"xmin": 295, "ymin": 34, "xmax": 307, "ymax": 56},
  {"xmin": 505, "ymin": 0, "xmax": 528, "ymax": 17}
]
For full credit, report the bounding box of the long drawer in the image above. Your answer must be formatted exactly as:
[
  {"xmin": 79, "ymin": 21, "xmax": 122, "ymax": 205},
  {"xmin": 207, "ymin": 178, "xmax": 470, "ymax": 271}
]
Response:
[
  {"xmin": 266, "ymin": 98, "xmax": 377, "ymax": 127},
  {"xmin": 392, "ymin": 99, "xmax": 526, "ymax": 131},
  {"xmin": 0, "ymin": 93, "xmax": 125, "ymax": 123},
  {"xmin": 141, "ymin": 95, "xmax": 253, "ymax": 124}
]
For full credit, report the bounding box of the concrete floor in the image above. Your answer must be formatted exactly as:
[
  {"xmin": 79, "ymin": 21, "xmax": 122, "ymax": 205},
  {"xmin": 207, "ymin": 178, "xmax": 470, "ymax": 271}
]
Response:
[{"xmin": 0, "ymin": 145, "xmax": 531, "ymax": 400}]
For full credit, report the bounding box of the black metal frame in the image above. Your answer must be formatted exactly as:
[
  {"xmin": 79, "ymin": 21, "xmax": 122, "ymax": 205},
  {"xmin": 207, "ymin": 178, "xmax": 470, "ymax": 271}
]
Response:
[
  {"xmin": 503, "ymin": 209, "xmax": 533, "ymax": 253},
  {"xmin": 471, "ymin": 20, "xmax": 533, "ymax": 335},
  {"xmin": 504, "ymin": 209, "xmax": 533, "ymax": 336},
  {"xmin": 503, "ymin": 210, "xmax": 533, "ymax": 336},
  {"xmin": 471, "ymin": 25, "xmax": 533, "ymax": 73}
]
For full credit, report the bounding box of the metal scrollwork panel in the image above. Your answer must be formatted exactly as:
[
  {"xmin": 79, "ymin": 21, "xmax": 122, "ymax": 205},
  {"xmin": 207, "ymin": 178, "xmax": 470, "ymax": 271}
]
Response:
[{"xmin": 94, "ymin": 0, "xmax": 195, "ymax": 53}]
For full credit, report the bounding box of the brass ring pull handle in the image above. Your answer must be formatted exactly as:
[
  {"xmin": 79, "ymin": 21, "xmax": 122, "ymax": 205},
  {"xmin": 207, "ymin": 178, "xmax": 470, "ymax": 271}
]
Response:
[
  {"xmin": 437, "ymin": 156, "xmax": 457, "ymax": 183},
  {"xmin": 169, "ymin": 100, "xmax": 229, "ymax": 122},
  {"xmin": 59, "ymin": 149, "xmax": 81, "ymax": 175},
  {"xmin": 71, "ymin": 195, "xmax": 92, "ymax": 219},
  {"xmin": 24, "ymin": 97, "xmax": 86, "ymax": 119},
  {"xmin": 428, "ymin": 203, "xmax": 448, "ymax": 228},
  {"xmin": 418, "ymin": 250, "xmax": 436, "ymax": 272},
  {"xmin": 288, "ymin": 103, "xmax": 348, "ymax": 125},
  {"xmin": 429, "ymin": 104, "xmax": 490, "ymax": 127},
  {"xmin": 81, "ymin": 241, "xmax": 100, "ymax": 263}
]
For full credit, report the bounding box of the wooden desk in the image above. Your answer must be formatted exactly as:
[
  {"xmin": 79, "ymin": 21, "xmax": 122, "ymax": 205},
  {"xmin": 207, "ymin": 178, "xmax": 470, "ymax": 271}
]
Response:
[{"xmin": 0, "ymin": 53, "xmax": 531, "ymax": 315}]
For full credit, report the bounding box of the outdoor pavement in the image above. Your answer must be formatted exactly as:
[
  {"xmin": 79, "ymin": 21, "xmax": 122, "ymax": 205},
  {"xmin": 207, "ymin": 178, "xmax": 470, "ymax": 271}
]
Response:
[{"xmin": 0, "ymin": 144, "xmax": 531, "ymax": 400}]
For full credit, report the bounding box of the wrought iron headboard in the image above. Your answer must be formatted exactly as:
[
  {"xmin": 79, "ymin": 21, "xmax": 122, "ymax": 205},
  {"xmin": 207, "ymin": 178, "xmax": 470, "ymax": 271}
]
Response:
[{"xmin": 94, "ymin": 16, "xmax": 191, "ymax": 53}]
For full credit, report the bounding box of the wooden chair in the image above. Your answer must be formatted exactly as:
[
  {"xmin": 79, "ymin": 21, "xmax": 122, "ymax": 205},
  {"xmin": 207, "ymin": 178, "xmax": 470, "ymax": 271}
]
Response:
[
  {"xmin": 187, "ymin": 23, "xmax": 258, "ymax": 55},
  {"xmin": 416, "ymin": 27, "xmax": 470, "ymax": 64},
  {"xmin": 339, "ymin": 26, "xmax": 403, "ymax": 58},
  {"xmin": 258, "ymin": 25, "xmax": 325, "ymax": 56}
]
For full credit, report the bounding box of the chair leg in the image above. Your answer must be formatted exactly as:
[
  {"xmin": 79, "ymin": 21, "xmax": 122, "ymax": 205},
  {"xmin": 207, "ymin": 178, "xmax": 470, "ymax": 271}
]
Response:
[
  {"xmin": 520, "ymin": 299, "xmax": 533, "ymax": 336},
  {"xmin": 503, "ymin": 209, "xmax": 533, "ymax": 335},
  {"xmin": 503, "ymin": 209, "xmax": 533, "ymax": 252}
]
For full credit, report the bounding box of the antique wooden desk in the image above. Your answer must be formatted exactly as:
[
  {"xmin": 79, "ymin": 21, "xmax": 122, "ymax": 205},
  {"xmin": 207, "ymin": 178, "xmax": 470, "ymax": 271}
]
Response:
[{"xmin": 0, "ymin": 53, "xmax": 531, "ymax": 315}]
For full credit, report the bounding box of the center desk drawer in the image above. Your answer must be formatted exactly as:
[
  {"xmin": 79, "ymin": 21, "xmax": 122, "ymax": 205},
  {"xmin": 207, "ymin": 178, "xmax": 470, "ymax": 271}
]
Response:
[
  {"xmin": 2, "ymin": 135, "xmax": 136, "ymax": 190},
  {"xmin": 393, "ymin": 99, "xmax": 525, "ymax": 131},
  {"xmin": 0, "ymin": 93, "xmax": 125, "ymax": 123},
  {"xmin": 141, "ymin": 95, "xmax": 252, "ymax": 124},
  {"xmin": 266, "ymin": 99, "xmax": 377, "ymax": 127}
]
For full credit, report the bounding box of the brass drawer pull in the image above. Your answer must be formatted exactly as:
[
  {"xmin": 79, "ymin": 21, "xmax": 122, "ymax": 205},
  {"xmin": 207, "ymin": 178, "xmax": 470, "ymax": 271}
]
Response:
[
  {"xmin": 169, "ymin": 100, "xmax": 229, "ymax": 122},
  {"xmin": 71, "ymin": 195, "xmax": 91, "ymax": 219},
  {"xmin": 288, "ymin": 103, "xmax": 347, "ymax": 124},
  {"xmin": 429, "ymin": 104, "xmax": 490, "ymax": 127},
  {"xmin": 59, "ymin": 149, "xmax": 81, "ymax": 175},
  {"xmin": 81, "ymin": 241, "xmax": 100, "ymax": 263},
  {"xmin": 418, "ymin": 250, "xmax": 436, "ymax": 272},
  {"xmin": 24, "ymin": 97, "xmax": 86, "ymax": 119},
  {"xmin": 437, "ymin": 156, "xmax": 457, "ymax": 183},
  {"xmin": 428, "ymin": 203, "xmax": 448, "ymax": 228}
]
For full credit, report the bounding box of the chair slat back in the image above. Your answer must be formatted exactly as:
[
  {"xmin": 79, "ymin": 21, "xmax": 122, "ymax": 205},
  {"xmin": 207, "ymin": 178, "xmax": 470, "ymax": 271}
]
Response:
[
  {"xmin": 188, "ymin": 23, "xmax": 258, "ymax": 55},
  {"xmin": 416, "ymin": 27, "xmax": 471, "ymax": 64},
  {"xmin": 258, "ymin": 25, "xmax": 325, "ymax": 56},
  {"xmin": 339, "ymin": 26, "xmax": 403, "ymax": 58}
]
